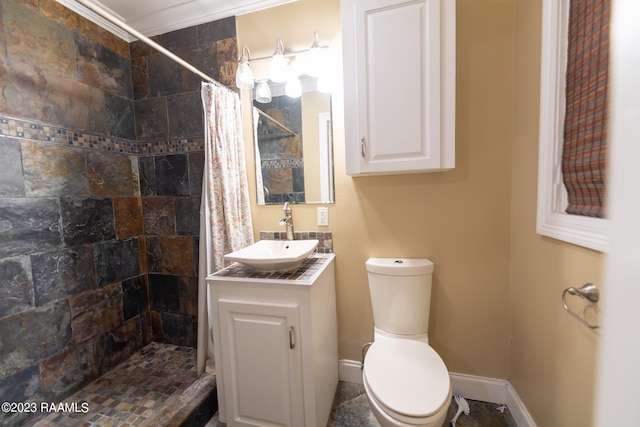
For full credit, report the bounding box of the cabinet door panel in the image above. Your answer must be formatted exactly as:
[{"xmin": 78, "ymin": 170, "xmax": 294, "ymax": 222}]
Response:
[
  {"xmin": 355, "ymin": 0, "xmax": 441, "ymax": 173},
  {"xmin": 343, "ymin": 0, "xmax": 455, "ymax": 175},
  {"xmin": 219, "ymin": 299, "xmax": 303, "ymax": 427}
]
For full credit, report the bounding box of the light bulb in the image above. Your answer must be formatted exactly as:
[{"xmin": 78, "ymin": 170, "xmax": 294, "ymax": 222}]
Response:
[
  {"xmin": 235, "ymin": 61, "xmax": 254, "ymax": 89},
  {"xmin": 269, "ymin": 39, "xmax": 288, "ymax": 83},
  {"xmin": 285, "ymin": 73, "xmax": 302, "ymax": 98},
  {"xmin": 270, "ymin": 53, "xmax": 287, "ymax": 83},
  {"xmin": 255, "ymin": 80, "xmax": 272, "ymax": 103},
  {"xmin": 235, "ymin": 45, "xmax": 254, "ymax": 89}
]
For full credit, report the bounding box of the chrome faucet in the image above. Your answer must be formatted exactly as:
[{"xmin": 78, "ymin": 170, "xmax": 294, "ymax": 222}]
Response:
[{"xmin": 279, "ymin": 202, "xmax": 294, "ymax": 240}]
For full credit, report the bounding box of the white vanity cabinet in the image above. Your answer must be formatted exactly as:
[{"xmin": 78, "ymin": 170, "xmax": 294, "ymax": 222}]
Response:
[
  {"xmin": 341, "ymin": 0, "xmax": 456, "ymax": 175},
  {"xmin": 207, "ymin": 254, "xmax": 337, "ymax": 427}
]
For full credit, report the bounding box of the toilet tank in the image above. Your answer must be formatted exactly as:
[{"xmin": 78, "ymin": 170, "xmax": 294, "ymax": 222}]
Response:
[{"xmin": 366, "ymin": 258, "xmax": 434, "ymax": 336}]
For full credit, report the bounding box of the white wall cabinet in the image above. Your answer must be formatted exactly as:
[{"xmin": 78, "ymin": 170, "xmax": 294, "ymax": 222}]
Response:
[
  {"xmin": 341, "ymin": 0, "xmax": 456, "ymax": 175},
  {"xmin": 207, "ymin": 254, "xmax": 337, "ymax": 427}
]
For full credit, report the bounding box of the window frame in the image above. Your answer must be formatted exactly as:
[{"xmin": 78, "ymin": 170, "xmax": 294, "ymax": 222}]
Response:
[{"xmin": 536, "ymin": 0, "xmax": 609, "ymax": 253}]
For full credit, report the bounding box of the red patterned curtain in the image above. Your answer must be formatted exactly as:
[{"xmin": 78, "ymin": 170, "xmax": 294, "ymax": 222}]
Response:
[{"xmin": 562, "ymin": 0, "xmax": 610, "ymax": 218}]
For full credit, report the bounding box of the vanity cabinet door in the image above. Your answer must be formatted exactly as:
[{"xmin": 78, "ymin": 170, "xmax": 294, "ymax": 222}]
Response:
[
  {"xmin": 218, "ymin": 299, "xmax": 304, "ymax": 427},
  {"xmin": 341, "ymin": 0, "xmax": 455, "ymax": 175}
]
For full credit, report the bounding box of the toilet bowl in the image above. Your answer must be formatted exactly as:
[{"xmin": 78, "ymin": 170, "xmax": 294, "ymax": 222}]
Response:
[
  {"xmin": 363, "ymin": 338, "xmax": 451, "ymax": 427},
  {"xmin": 363, "ymin": 258, "xmax": 451, "ymax": 427}
]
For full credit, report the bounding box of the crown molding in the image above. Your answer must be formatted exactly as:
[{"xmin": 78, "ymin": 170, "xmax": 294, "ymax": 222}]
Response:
[{"xmin": 56, "ymin": 0, "xmax": 298, "ymax": 42}]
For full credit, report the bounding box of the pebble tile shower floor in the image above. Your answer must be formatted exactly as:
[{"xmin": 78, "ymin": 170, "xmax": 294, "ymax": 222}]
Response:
[{"xmin": 27, "ymin": 342, "xmax": 216, "ymax": 427}]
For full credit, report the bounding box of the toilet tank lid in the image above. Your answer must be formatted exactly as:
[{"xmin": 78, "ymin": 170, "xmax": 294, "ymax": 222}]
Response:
[{"xmin": 366, "ymin": 258, "xmax": 434, "ymax": 276}]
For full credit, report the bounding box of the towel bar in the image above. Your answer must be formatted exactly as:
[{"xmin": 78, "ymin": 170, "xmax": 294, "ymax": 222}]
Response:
[{"xmin": 562, "ymin": 283, "xmax": 601, "ymax": 329}]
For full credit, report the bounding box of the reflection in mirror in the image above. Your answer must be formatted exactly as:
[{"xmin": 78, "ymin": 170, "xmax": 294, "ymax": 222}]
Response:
[{"xmin": 252, "ymin": 76, "xmax": 334, "ymax": 205}]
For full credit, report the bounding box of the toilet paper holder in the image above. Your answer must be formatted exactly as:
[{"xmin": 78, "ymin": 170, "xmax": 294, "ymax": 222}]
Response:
[{"xmin": 561, "ymin": 283, "xmax": 601, "ymax": 329}]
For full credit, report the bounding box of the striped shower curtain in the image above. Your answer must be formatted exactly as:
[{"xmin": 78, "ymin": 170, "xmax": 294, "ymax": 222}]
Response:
[{"xmin": 197, "ymin": 82, "xmax": 254, "ymax": 375}]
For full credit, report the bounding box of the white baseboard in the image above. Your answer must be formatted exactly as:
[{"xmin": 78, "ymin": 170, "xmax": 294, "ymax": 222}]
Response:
[
  {"xmin": 338, "ymin": 359, "xmax": 536, "ymax": 427},
  {"xmin": 449, "ymin": 372, "xmax": 507, "ymax": 403},
  {"xmin": 338, "ymin": 359, "xmax": 363, "ymax": 384},
  {"xmin": 505, "ymin": 381, "xmax": 537, "ymax": 427}
]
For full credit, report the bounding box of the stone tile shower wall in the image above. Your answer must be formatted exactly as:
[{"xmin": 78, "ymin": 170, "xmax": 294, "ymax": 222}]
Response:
[
  {"xmin": 139, "ymin": 152, "xmax": 204, "ymax": 347},
  {"xmin": 0, "ymin": 0, "xmax": 237, "ymax": 419},
  {"xmin": 0, "ymin": 137, "xmax": 147, "ymax": 407},
  {"xmin": 0, "ymin": 2, "xmax": 140, "ymax": 417},
  {"xmin": 0, "ymin": 0, "xmax": 135, "ymax": 140},
  {"xmin": 130, "ymin": 16, "xmax": 237, "ymax": 142},
  {"xmin": 130, "ymin": 15, "xmax": 236, "ymax": 348}
]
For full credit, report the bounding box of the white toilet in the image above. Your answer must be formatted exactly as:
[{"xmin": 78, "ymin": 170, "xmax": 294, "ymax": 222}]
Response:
[{"xmin": 363, "ymin": 258, "xmax": 451, "ymax": 427}]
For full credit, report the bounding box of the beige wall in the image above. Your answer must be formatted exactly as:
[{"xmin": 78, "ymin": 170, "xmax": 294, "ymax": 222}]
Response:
[
  {"xmin": 510, "ymin": 0, "xmax": 604, "ymax": 425},
  {"xmin": 239, "ymin": 1, "xmax": 605, "ymax": 424},
  {"xmin": 238, "ymin": 0, "xmax": 514, "ymax": 379}
]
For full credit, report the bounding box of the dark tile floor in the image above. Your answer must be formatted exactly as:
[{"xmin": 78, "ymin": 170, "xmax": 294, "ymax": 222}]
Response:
[
  {"xmin": 14, "ymin": 337, "xmax": 516, "ymax": 427},
  {"xmin": 327, "ymin": 382, "xmax": 517, "ymax": 427},
  {"xmin": 206, "ymin": 381, "xmax": 517, "ymax": 427}
]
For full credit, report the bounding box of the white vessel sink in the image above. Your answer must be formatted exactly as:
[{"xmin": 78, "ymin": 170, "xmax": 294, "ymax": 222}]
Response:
[{"xmin": 224, "ymin": 239, "xmax": 319, "ymax": 272}]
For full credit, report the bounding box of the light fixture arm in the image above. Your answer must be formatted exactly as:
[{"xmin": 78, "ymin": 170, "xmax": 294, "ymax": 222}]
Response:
[
  {"xmin": 273, "ymin": 38, "xmax": 284, "ymax": 56},
  {"xmin": 311, "ymin": 31, "xmax": 321, "ymax": 49},
  {"xmin": 238, "ymin": 45, "xmax": 251, "ymax": 63},
  {"xmin": 245, "ymin": 34, "xmax": 329, "ymax": 64}
]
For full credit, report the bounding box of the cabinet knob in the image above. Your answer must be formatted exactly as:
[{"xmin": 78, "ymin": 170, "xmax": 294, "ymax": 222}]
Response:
[{"xmin": 360, "ymin": 136, "xmax": 366, "ymax": 158}]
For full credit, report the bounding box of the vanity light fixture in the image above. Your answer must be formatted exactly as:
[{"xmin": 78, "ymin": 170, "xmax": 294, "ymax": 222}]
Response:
[
  {"xmin": 235, "ymin": 32, "xmax": 331, "ymax": 96},
  {"xmin": 255, "ymin": 80, "xmax": 272, "ymax": 103},
  {"xmin": 235, "ymin": 45, "xmax": 254, "ymax": 89}
]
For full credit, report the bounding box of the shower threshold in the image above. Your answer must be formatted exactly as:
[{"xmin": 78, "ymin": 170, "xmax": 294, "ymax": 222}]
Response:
[{"xmin": 28, "ymin": 342, "xmax": 217, "ymax": 427}]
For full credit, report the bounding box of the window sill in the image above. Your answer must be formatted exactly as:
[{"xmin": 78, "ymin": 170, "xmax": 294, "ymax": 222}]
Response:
[{"xmin": 536, "ymin": 208, "xmax": 608, "ymax": 252}]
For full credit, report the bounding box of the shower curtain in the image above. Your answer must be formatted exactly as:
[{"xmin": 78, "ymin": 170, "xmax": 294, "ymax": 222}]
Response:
[{"xmin": 197, "ymin": 82, "xmax": 254, "ymax": 375}]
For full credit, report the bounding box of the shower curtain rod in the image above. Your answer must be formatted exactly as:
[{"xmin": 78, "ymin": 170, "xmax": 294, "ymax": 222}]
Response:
[
  {"xmin": 73, "ymin": 0, "xmax": 227, "ymax": 88},
  {"xmin": 256, "ymin": 109, "xmax": 296, "ymax": 136}
]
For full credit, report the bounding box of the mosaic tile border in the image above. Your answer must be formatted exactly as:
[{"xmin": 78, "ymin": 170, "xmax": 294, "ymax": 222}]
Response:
[
  {"xmin": 135, "ymin": 138, "xmax": 204, "ymax": 154},
  {"xmin": 261, "ymin": 158, "xmax": 304, "ymax": 169},
  {"xmin": 0, "ymin": 115, "xmax": 204, "ymax": 155},
  {"xmin": 259, "ymin": 231, "xmax": 333, "ymax": 253}
]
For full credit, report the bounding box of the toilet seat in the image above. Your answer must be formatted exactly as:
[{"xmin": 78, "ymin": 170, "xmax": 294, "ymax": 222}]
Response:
[{"xmin": 363, "ymin": 339, "xmax": 450, "ymax": 423}]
